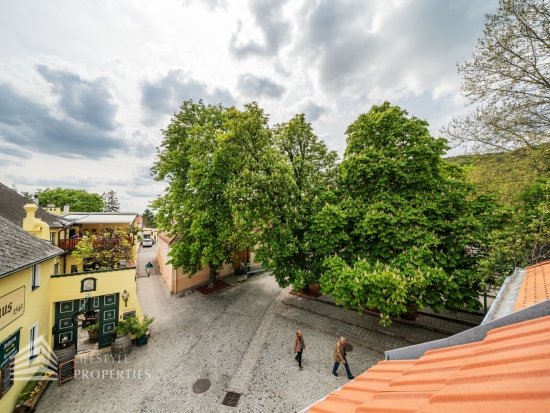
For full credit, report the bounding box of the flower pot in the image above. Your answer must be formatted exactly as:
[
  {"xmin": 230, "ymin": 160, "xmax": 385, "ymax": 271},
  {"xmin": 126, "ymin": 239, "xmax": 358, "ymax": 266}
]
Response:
[
  {"xmin": 136, "ymin": 336, "xmax": 148, "ymax": 347},
  {"xmin": 87, "ymin": 329, "xmax": 99, "ymax": 341},
  {"xmin": 111, "ymin": 333, "xmax": 132, "ymax": 355},
  {"xmin": 236, "ymin": 274, "xmax": 248, "ymax": 282}
]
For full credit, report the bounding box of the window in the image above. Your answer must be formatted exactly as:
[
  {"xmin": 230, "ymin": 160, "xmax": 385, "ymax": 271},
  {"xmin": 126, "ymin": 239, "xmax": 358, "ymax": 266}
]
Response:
[
  {"xmin": 70, "ymin": 265, "xmax": 78, "ymax": 273},
  {"xmin": 53, "ymin": 263, "xmax": 59, "ymax": 275},
  {"xmin": 31, "ymin": 265, "xmax": 40, "ymax": 290},
  {"xmin": 29, "ymin": 323, "xmax": 39, "ymax": 363},
  {"xmin": 50, "ymin": 232, "xmax": 55, "ymax": 245}
]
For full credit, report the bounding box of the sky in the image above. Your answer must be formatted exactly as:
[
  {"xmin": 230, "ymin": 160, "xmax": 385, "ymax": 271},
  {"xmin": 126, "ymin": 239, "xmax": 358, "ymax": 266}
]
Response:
[{"xmin": 0, "ymin": 0, "xmax": 499, "ymax": 213}]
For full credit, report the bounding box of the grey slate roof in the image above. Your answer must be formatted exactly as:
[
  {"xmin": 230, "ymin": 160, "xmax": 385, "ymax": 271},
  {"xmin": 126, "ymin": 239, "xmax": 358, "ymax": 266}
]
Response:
[
  {"xmin": 0, "ymin": 215, "xmax": 65, "ymax": 278},
  {"xmin": 0, "ymin": 182, "xmax": 70, "ymax": 228}
]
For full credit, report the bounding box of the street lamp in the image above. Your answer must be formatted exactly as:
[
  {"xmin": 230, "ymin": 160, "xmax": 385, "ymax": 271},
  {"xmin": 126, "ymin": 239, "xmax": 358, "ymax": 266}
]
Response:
[
  {"xmin": 145, "ymin": 262, "xmax": 153, "ymax": 277},
  {"xmin": 122, "ymin": 290, "xmax": 129, "ymax": 307}
]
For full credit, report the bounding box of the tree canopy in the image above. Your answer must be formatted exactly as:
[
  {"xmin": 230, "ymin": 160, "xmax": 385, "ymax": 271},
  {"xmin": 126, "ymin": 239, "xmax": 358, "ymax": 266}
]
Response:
[
  {"xmin": 255, "ymin": 114, "xmax": 339, "ymax": 290},
  {"xmin": 317, "ymin": 103, "xmax": 490, "ymax": 324},
  {"xmin": 151, "ymin": 100, "xmax": 276, "ymax": 288},
  {"xmin": 72, "ymin": 226, "xmax": 135, "ymax": 271},
  {"xmin": 37, "ymin": 187, "xmax": 104, "ymax": 212},
  {"xmin": 443, "ymin": 0, "xmax": 550, "ymax": 171},
  {"xmin": 142, "ymin": 209, "xmax": 156, "ymax": 228},
  {"xmin": 102, "ymin": 190, "xmax": 121, "ymax": 212}
]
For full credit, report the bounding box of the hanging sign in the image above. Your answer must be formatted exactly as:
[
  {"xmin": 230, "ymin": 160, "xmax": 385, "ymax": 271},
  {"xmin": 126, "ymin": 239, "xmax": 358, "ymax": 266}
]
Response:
[
  {"xmin": 0, "ymin": 329, "xmax": 20, "ymax": 369},
  {"xmin": 0, "ymin": 286, "xmax": 25, "ymax": 331}
]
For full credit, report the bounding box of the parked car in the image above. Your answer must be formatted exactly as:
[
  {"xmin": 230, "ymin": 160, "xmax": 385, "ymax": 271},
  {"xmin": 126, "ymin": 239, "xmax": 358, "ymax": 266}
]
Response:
[{"xmin": 142, "ymin": 238, "xmax": 153, "ymax": 247}]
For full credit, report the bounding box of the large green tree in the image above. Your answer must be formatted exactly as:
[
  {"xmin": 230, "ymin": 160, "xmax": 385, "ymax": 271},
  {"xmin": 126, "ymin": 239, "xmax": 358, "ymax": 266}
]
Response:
[
  {"xmin": 254, "ymin": 114, "xmax": 339, "ymax": 290},
  {"xmin": 38, "ymin": 188, "xmax": 104, "ymax": 212},
  {"xmin": 151, "ymin": 100, "xmax": 275, "ymax": 289},
  {"xmin": 102, "ymin": 190, "xmax": 121, "ymax": 212},
  {"xmin": 318, "ymin": 103, "xmax": 489, "ymax": 325},
  {"xmin": 142, "ymin": 209, "xmax": 156, "ymax": 228}
]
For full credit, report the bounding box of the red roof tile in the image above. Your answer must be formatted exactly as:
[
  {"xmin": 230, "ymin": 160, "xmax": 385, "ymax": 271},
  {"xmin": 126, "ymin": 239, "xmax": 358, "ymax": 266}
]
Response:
[
  {"xmin": 158, "ymin": 231, "xmax": 178, "ymax": 245},
  {"xmin": 306, "ymin": 315, "xmax": 550, "ymax": 413},
  {"xmin": 514, "ymin": 260, "xmax": 550, "ymax": 311}
]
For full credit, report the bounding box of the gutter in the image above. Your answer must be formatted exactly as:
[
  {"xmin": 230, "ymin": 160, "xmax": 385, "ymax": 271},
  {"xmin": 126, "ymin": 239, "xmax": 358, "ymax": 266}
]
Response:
[{"xmin": 481, "ymin": 271, "xmax": 512, "ymax": 324}]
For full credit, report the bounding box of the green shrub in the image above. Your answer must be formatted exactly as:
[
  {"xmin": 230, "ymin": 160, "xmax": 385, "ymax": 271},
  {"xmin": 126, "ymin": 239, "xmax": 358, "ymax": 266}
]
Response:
[
  {"xmin": 85, "ymin": 322, "xmax": 99, "ymax": 331},
  {"xmin": 126, "ymin": 315, "xmax": 155, "ymax": 339}
]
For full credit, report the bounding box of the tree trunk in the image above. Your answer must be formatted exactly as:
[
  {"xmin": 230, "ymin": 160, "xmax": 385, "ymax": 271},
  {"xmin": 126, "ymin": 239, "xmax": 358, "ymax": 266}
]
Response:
[{"xmin": 208, "ymin": 264, "xmax": 217, "ymax": 289}]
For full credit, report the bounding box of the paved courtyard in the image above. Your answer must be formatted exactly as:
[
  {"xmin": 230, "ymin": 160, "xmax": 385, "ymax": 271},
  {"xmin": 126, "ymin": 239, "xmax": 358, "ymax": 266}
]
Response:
[{"xmin": 35, "ymin": 245, "xmax": 476, "ymax": 413}]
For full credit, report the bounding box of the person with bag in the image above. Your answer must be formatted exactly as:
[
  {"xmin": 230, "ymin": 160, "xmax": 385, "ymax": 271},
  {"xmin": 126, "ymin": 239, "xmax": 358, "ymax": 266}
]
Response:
[
  {"xmin": 332, "ymin": 336, "xmax": 355, "ymax": 379},
  {"xmin": 293, "ymin": 330, "xmax": 306, "ymax": 370}
]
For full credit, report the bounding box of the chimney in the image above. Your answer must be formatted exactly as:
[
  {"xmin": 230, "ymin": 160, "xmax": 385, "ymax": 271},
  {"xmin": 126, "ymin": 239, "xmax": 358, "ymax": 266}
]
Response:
[
  {"xmin": 23, "ymin": 204, "xmax": 50, "ymax": 240},
  {"xmin": 33, "ymin": 193, "xmax": 39, "ymax": 206},
  {"xmin": 63, "ymin": 204, "xmax": 70, "ymax": 213}
]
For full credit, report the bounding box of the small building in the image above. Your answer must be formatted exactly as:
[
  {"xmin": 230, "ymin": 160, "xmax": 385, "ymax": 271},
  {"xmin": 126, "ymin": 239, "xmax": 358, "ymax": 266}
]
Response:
[{"xmin": 156, "ymin": 233, "xmax": 261, "ymax": 294}]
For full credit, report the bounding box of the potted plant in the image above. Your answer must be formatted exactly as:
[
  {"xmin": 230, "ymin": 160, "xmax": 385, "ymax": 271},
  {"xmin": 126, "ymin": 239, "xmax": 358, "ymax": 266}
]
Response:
[
  {"xmin": 127, "ymin": 315, "xmax": 155, "ymax": 346},
  {"xmin": 14, "ymin": 371, "xmax": 54, "ymax": 413},
  {"xmin": 85, "ymin": 322, "xmax": 99, "ymax": 341},
  {"xmin": 111, "ymin": 320, "xmax": 132, "ymax": 355}
]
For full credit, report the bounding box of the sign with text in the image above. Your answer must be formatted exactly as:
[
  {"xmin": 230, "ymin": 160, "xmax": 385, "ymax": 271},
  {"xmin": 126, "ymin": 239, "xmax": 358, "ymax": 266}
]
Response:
[
  {"xmin": 0, "ymin": 286, "xmax": 25, "ymax": 331},
  {"xmin": 0, "ymin": 358, "xmax": 14, "ymax": 398},
  {"xmin": 0, "ymin": 329, "xmax": 20, "ymax": 369},
  {"xmin": 58, "ymin": 359, "xmax": 75, "ymax": 386}
]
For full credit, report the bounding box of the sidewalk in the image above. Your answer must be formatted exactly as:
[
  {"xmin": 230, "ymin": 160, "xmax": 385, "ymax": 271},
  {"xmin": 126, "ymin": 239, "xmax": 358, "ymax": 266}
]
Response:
[{"xmin": 280, "ymin": 292, "xmax": 483, "ymax": 354}]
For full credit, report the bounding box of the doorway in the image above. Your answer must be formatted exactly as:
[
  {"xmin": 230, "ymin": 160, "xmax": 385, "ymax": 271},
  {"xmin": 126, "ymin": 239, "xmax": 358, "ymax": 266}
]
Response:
[{"xmin": 54, "ymin": 293, "xmax": 120, "ymax": 351}]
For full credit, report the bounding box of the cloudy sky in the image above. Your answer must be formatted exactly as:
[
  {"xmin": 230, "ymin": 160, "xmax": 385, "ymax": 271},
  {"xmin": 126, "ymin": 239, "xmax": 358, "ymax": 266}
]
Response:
[{"xmin": 0, "ymin": 0, "xmax": 498, "ymax": 213}]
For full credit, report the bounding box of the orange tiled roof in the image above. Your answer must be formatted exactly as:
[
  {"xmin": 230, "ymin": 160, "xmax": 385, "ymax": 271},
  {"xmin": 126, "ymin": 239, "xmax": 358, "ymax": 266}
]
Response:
[
  {"xmin": 307, "ymin": 314, "xmax": 550, "ymax": 413},
  {"xmin": 514, "ymin": 260, "xmax": 550, "ymax": 312},
  {"xmin": 158, "ymin": 231, "xmax": 178, "ymax": 245}
]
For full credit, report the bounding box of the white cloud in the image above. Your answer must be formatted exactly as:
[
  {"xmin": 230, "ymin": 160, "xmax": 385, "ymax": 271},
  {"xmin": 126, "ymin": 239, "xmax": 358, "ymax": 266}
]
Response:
[{"xmin": 0, "ymin": 0, "xmax": 499, "ymax": 212}]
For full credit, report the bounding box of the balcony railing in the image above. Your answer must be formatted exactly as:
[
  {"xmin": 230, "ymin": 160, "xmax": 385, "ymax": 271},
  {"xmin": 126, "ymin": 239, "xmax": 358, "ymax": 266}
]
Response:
[{"xmin": 59, "ymin": 236, "xmax": 134, "ymax": 251}]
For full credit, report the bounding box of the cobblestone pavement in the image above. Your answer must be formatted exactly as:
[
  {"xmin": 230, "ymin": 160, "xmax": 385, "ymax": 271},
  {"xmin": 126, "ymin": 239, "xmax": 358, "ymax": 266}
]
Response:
[{"xmin": 36, "ymin": 269, "xmax": 462, "ymax": 413}]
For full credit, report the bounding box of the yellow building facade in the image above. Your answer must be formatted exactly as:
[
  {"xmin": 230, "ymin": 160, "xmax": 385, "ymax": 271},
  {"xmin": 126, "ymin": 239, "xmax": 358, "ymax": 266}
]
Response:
[
  {"xmin": 0, "ymin": 213, "xmax": 63, "ymax": 412},
  {"xmin": 0, "ymin": 206, "xmax": 143, "ymax": 413}
]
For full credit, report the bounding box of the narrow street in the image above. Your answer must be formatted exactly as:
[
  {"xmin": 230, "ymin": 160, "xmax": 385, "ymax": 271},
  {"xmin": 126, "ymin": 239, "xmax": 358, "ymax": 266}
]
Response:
[{"xmin": 36, "ymin": 243, "xmax": 464, "ymax": 412}]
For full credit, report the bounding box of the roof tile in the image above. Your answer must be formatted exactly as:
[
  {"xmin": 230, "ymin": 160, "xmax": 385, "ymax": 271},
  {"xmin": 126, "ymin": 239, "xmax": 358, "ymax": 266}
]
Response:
[
  {"xmin": 305, "ymin": 315, "xmax": 550, "ymax": 413},
  {"xmin": 514, "ymin": 260, "xmax": 550, "ymax": 311}
]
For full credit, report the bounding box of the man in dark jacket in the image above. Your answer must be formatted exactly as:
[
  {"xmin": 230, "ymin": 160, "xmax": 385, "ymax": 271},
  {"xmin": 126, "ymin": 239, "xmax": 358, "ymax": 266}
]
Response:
[{"xmin": 332, "ymin": 336, "xmax": 355, "ymax": 379}]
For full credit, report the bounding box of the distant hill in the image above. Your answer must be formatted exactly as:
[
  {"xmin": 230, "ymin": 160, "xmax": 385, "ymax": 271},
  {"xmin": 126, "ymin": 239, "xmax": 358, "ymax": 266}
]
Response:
[{"xmin": 444, "ymin": 154, "xmax": 475, "ymax": 166}]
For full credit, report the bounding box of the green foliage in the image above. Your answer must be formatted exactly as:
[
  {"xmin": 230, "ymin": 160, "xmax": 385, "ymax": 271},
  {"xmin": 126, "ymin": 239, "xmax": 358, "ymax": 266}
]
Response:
[
  {"xmin": 443, "ymin": 0, "xmax": 550, "ymax": 175},
  {"xmin": 71, "ymin": 226, "xmax": 135, "ymax": 271},
  {"xmin": 112, "ymin": 320, "xmax": 130, "ymax": 335},
  {"xmin": 464, "ymin": 146, "xmax": 550, "ymax": 206},
  {"xmin": 17, "ymin": 372, "xmax": 46, "ymax": 403},
  {"xmin": 317, "ymin": 102, "xmax": 489, "ymax": 325},
  {"xmin": 255, "ymin": 113, "xmax": 339, "ymax": 290},
  {"xmin": 142, "ymin": 208, "xmax": 156, "ymax": 228},
  {"xmin": 126, "ymin": 315, "xmax": 154, "ymax": 339},
  {"xmin": 37, "ymin": 187, "xmax": 104, "ymax": 212},
  {"xmin": 478, "ymin": 178, "xmax": 550, "ymax": 278},
  {"xmin": 152, "ymin": 100, "xmax": 264, "ymax": 288},
  {"xmin": 85, "ymin": 322, "xmax": 99, "ymax": 331},
  {"xmin": 102, "ymin": 190, "xmax": 120, "ymax": 212}
]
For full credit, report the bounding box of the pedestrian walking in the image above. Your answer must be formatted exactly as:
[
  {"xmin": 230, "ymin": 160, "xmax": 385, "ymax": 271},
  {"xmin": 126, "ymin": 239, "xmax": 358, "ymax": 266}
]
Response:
[
  {"xmin": 293, "ymin": 330, "xmax": 306, "ymax": 370},
  {"xmin": 332, "ymin": 336, "xmax": 355, "ymax": 379}
]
